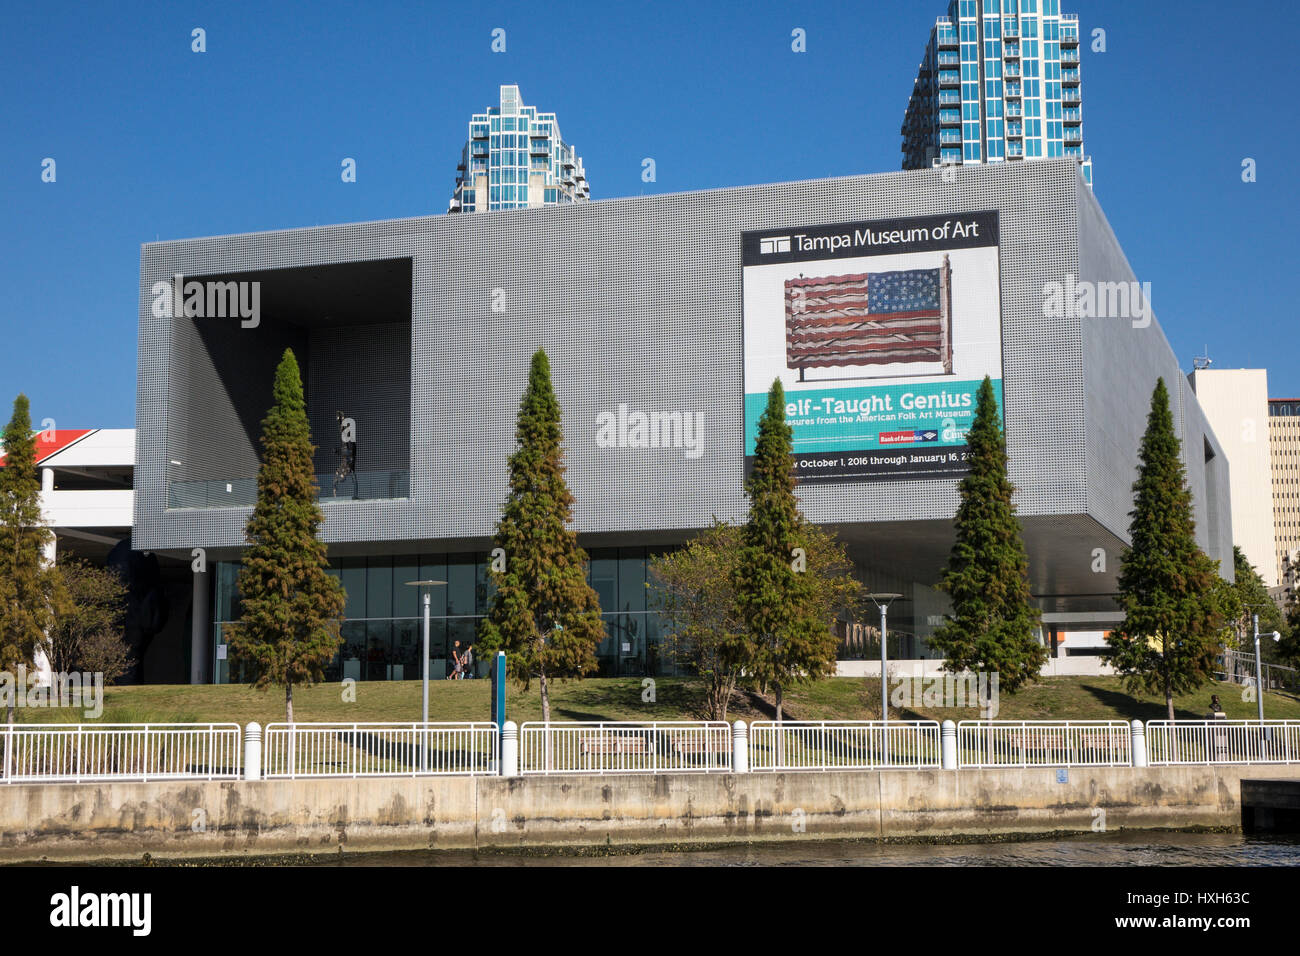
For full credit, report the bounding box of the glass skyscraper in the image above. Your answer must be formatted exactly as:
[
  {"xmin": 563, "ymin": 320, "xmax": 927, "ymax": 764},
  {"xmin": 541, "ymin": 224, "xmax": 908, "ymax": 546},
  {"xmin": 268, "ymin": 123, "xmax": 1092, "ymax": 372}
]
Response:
[
  {"xmin": 901, "ymin": 1, "xmax": 1091, "ymax": 187},
  {"xmin": 449, "ymin": 84, "xmax": 590, "ymax": 213}
]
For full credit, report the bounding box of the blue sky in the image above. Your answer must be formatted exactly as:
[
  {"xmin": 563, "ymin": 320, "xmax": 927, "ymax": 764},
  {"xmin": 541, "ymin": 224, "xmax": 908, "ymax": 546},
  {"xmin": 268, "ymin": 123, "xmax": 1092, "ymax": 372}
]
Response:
[{"xmin": 3, "ymin": 0, "xmax": 1297, "ymax": 427}]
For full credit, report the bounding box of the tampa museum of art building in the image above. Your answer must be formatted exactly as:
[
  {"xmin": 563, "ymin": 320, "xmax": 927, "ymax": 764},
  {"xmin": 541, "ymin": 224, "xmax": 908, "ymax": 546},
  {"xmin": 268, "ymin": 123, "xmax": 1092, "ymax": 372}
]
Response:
[{"xmin": 131, "ymin": 158, "xmax": 1232, "ymax": 683}]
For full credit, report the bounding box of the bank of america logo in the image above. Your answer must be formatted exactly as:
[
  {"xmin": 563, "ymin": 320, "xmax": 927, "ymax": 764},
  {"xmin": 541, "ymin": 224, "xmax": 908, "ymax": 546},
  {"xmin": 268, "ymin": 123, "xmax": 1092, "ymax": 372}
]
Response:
[{"xmin": 760, "ymin": 236, "xmax": 791, "ymax": 254}]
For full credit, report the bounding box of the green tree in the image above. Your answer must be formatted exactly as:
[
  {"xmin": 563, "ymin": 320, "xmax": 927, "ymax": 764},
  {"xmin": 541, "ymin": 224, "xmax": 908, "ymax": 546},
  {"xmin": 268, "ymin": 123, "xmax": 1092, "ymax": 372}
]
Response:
[
  {"xmin": 653, "ymin": 519, "xmax": 861, "ymax": 723},
  {"xmin": 1106, "ymin": 378, "xmax": 1225, "ymax": 721},
  {"xmin": 930, "ymin": 376, "xmax": 1045, "ymax": 693},
  {"xmin": 477, "ymin": 350, "xmax": 605, "ymax": 723},
  {"xmin": 733, "ymin": 379, "xmax": 842, "ymax": 722},
  {"xmin": 1220, "ymin": 547, "xmax": 1288, "ymax": 665},
  {"xmin": 651, "ymin": 521, "xmax": 748, "ymax": 721},
  {"xmin": 47, "ymin": 558, "xmax": 131, "ymax": 683},
  {"xmin": 1280, "ymin": 555, "xmax": 1300, "ymax": 668},
  {"xmin": 225, "ymin": 350, "xmax": 346, "ymax": 722},
  {"xmin": 0, "ymin": 395, "xmax": 64, "ymax": 725}
]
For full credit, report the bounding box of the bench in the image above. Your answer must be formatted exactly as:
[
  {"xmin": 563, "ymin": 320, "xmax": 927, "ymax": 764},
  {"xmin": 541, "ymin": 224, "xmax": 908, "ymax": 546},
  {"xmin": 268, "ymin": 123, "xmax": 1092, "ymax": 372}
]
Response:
[
  {"xmin": 579, "ymin": 736, "xmax": 647, "ymax": 756},
  {"xmin": 1001, "ymin": 730, "xmax": 1123, "ymax": 760},
  {"xmin": 671, "ymin": 738, "xmax": 729, "ymax": 756}
]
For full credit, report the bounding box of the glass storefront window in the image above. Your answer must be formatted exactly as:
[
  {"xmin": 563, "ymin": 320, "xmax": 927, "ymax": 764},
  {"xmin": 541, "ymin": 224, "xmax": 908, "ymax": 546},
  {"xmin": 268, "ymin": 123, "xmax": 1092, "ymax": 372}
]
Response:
[
  {"xmin": 618, "ymin": 548, "xmax": 646, "ymax": 613},
  {"xmin": 214, "ymin": 542, "xmax": 949, "ymax": 682},
  {"xmin": 446, "ymin": 558, "xmax": 477, "ymax": 617}
]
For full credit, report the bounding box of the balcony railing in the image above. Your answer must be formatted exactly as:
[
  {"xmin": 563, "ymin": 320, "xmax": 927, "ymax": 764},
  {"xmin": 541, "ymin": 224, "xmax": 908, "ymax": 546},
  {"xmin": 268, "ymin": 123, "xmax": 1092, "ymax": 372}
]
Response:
[{"xmin": 168, "ymin": 470, "xmax": 410, "ymax": 509}]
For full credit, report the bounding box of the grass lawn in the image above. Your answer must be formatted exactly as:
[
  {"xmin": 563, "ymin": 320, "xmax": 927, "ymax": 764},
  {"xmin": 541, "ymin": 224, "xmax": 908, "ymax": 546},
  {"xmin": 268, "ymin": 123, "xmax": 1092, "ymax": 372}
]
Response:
[
  {"xmin": 9, "ymin": 674, "xmax": 1300, "ymax": 726},
  {"xmin": 785, "ymin": 674, "xmax": 1300, "ymax": 723}
]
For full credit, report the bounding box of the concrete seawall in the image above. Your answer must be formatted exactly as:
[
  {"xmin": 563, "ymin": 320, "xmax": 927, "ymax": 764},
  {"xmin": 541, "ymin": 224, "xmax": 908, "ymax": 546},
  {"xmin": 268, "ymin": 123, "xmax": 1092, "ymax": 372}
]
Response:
[{"xmin": 5, "ymin": 764, "xmax": 1300, "ymax": 863}]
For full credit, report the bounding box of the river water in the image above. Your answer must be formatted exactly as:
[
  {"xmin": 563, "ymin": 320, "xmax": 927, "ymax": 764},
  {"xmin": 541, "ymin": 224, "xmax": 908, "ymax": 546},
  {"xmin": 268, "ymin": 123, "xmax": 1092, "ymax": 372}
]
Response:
[{"xmin": 308, "ymin": 831, "xmax": 1300, "ymax": 867}]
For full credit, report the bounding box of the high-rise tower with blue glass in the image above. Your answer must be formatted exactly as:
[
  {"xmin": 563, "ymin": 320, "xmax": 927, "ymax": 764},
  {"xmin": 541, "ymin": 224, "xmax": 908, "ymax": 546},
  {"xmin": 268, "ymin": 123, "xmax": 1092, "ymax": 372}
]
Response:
[
  {"xmin": 449, "ymin": 84, "xmax": 590, "ymax": 213},
  {"xmin": 902, "ymin": 1, "xmax": 1091, "ymax": 187}
]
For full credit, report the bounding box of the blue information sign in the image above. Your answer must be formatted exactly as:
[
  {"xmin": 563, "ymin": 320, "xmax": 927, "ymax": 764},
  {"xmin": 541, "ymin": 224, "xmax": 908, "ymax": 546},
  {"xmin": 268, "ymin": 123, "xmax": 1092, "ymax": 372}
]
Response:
[{"xmin": 490, "ymin": 651, "xmax": 506, "ymax": 728}]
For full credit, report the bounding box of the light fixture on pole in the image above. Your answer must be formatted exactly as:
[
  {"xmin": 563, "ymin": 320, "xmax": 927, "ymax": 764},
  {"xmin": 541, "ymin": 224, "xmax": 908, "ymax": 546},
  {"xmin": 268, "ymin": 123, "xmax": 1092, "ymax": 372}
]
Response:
[
  {"xmin": 405, "ymin": 579, "xmax": 446, "ymax": 772},
  {"xmin": 1251, "ymin": 612, "xmax": 1283, "ymax": 726},
  {"xmin": 867, "ymin": 593, "xmax": 902, "ymax": 724}
]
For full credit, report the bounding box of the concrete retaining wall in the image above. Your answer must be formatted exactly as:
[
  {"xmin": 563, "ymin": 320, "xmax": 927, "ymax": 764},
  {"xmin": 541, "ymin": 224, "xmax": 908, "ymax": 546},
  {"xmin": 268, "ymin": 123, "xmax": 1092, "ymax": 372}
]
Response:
[{"xmin": 5, "ymin": 764, "xmax": 1300, "ymax": 863}]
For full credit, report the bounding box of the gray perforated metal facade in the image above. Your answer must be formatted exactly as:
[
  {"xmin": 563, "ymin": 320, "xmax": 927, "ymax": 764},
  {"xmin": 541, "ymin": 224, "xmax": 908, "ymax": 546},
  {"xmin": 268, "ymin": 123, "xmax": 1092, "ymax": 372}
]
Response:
[{"xmin": 134, "ymin": 157, "xmax": 1231, "ymax": 604}]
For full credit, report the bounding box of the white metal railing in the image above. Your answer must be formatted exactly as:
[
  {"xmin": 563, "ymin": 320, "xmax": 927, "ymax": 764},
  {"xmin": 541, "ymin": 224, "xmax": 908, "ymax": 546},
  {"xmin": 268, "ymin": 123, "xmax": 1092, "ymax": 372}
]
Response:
[
  {"xmin": 957, "ymin": 721, "xmax": 1131, "ymax": 768},
  {"xmin": 262, "ymin": 722, "xmax": 498, "ymax": 778},
  {"xmin": 518, "ymin": 722, "xmax": 731, "ymax": 775},
  {"xmin": 749, "ymin": 721, "xmax": 941, "ymax": 772},
  {"xmin": 1217, "ymin": 650, "xmax": 1300, "ymax": 694},
  {"xmin": 0, "ymin": 723, "xmax": 241, "ymax": 783},
  {"xmin": 1147, "ymin": 721, "xmax": 1300, "ymax": 766}
]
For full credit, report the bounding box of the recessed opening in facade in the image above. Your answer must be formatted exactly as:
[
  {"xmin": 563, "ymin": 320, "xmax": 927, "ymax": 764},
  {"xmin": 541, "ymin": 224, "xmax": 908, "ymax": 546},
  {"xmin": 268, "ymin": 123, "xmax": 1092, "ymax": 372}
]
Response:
[{"xmin": 164, "ymin": 258, "xmax": 413, "ymax": 508}]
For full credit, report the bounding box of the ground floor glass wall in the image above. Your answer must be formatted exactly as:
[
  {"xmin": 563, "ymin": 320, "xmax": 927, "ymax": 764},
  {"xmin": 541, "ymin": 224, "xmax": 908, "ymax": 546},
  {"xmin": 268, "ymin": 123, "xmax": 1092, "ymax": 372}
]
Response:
[
  {"xmin": 212, "ymin": 547, "xmax": 686, "ymax": 683},
  {"xmin": 210, "ymin": 541, "xmax": 998, "ymax": 684}
]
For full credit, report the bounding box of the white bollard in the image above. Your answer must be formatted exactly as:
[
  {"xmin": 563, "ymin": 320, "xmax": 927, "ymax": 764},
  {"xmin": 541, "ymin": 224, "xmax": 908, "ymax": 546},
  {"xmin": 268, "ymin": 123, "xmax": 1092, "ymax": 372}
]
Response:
[
  {"xmin": 1130, "ymin": 719, "xmax": 1147, "ymax": 767},
  {"xmin": 941, "ymin": 719, "xmax": 957, "ymax": 770},
  {"xmin": 501, "ymin": 720, "xmax": 518, "ymax": 778},
  {"xmin": 244, "ymin": 722, "xmax": 262, "ymax": 781},
  {"xmin": 733, "ymin": 720, "xmax": 749, "ymax": 773}
]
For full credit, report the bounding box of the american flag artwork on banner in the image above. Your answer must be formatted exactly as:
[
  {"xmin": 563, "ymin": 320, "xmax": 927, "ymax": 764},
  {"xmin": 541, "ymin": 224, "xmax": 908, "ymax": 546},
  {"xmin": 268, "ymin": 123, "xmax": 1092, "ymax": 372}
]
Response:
[{"xmin": 784, "ymin": 254, "xmax": 952, "ymax": 378}]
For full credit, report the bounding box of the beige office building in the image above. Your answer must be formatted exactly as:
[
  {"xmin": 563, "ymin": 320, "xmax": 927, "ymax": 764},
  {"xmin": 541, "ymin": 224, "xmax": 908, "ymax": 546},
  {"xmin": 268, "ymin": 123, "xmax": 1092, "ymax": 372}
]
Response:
[
  {"xmin": 1270, "ymin": 397, "xmax": 1300, "ymax": 586},
  {"xmin": 1190, "ymin": 368, "xmax": 1277, "ymax": 585}
]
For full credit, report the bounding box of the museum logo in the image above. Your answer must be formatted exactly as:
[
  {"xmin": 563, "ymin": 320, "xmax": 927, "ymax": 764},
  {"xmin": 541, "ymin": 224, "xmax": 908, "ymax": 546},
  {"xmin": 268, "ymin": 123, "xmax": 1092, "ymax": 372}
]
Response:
[{"xmin": 759, "ymin": 235, "xmax": 792, "ymax": 254}]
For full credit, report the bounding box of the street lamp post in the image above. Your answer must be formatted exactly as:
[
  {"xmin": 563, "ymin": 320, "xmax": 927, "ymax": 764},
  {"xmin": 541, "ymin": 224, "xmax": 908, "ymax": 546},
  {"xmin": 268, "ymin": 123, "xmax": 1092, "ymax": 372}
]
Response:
[
  {"xmin": 868, "ymin": 593, "xmax": 902, "ymax": 765},
  {"xmin": 405, "ymin": 580, "xmax": 446, "ymax": 772},
  {"xmin": 1253, "ymin": 614, "xmax": 1264, "ymax": 725},
  {"xmin": 1251, "ymin": 612, "xmax": 1283, "ymax": 726}
]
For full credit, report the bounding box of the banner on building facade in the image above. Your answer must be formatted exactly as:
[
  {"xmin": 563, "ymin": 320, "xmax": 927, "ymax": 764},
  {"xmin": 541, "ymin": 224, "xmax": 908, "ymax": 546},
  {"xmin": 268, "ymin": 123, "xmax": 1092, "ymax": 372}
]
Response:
[{"xmin": 742, "ymin": 210, "xmax": 1003, "ymax": 483}]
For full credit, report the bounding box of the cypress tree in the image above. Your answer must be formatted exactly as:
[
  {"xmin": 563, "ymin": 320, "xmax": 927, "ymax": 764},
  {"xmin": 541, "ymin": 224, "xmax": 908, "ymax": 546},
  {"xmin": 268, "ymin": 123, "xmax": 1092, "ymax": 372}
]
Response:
[
  {"xmin": 733, "ymin": 379, "xmax": 835, "ymax": 722},
  {"xmin": 930, "ymin": 375, "xmax": 1045, "ymax": 693},
  {"xmin": 1106, "ymin": 377, "xmax": 1223, "ymax": 722},
  {"xmin": 0, "ymin": 395, "xmax": 62, "ymax": 724},
  {"xmin": 477, "ymin": 349, "xmax": 605, "ymax": 723},
  {"xmin": 226, "ymin": 350, "xmax": 346, "ymax": 723}
]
